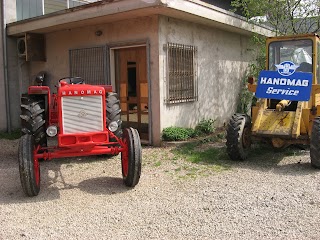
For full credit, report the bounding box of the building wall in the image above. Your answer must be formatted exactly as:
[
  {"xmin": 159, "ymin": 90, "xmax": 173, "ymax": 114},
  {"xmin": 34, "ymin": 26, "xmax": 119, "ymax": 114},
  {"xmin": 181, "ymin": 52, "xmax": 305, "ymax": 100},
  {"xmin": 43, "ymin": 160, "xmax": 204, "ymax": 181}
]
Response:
[
  {"xmin": 5, "ymin": 0, "xmax": 17, "ymax": 23},
  {"xmin": 7, "ymin": 13, "xmax": 256, "ymax": 144},
  {"xmin": 0, "ymin": 1, "xmax": 7, "ymax": 131},
  {"xmin": 0, "ymin": 0, "xmax": 17, "ymax": 132},
  {"xmin": 159, "ymin": 16, "xmax": 253, "ymax": 130},
  {"xmin": 6, "ymin": 37, "xmax": 24, "ymax": 131},
  {"xmin": 0, "ymin": 0, "xmax": 18, "ymax": 132},
  {"xmin": 14, "ymin": 15, "xmax": 161, "ymax": 144}
]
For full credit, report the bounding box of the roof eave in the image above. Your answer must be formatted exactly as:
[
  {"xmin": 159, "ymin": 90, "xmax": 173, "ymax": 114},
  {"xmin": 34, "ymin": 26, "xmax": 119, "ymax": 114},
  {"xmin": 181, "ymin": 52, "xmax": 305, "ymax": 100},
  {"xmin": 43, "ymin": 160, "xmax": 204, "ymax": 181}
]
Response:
[{"xmin": 6, "ymin": 0, "xmax": 274, "ymax": 37}]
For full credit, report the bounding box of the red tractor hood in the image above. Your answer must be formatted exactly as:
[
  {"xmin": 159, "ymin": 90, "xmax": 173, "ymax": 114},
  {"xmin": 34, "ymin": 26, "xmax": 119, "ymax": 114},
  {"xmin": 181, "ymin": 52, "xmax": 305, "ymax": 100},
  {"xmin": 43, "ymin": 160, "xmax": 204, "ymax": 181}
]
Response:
[{"xmin": 58, "ymin": 82, "xmax": 112, "ymax": 97}]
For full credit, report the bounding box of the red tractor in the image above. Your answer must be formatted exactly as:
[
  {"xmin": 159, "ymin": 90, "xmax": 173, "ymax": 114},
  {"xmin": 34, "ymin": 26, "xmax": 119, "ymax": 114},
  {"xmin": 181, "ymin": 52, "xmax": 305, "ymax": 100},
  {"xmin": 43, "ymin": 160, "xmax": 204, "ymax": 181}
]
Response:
[{"xmin": 18, "ymin": 73, "xmax": 142, "ymax": 197}]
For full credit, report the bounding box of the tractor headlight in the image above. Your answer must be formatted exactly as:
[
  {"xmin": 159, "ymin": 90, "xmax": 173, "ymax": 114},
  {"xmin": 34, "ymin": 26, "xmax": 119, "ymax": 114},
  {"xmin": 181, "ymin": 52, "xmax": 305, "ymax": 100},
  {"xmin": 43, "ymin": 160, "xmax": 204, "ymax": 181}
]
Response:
[
  {"xmin": 46, "ymin": 126, "xmax": 58, "ymax": 137},
  {"xmin": 108, "ymin": 121, "xmax": 118, "ymax": 132}
]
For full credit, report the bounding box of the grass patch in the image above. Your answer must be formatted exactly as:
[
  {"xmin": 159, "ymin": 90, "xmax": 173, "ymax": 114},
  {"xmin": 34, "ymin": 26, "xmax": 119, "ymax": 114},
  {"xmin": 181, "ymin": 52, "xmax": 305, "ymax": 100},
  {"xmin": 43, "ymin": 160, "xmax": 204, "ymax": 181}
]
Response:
[
  {"xmin": 154, "ymin": 161, "xmax": 162, "ymax": 167},
  {"xmin": 169, "ymin": 137, "xmax": 308, "ymax": 179},
  {"xmin": 250, "ymin": 143, "xmax": 307, "ymax": 158},
  {"xmin": 283, "ymin": 146, "xmax": 307, "ymax": 156},
  {"xmin": 172, "ymin": 140, "xmax": 231, "ymax": 172},
  {"xmin": 0, "ymin": 129, "xmax": 21, "ymax": 140}
]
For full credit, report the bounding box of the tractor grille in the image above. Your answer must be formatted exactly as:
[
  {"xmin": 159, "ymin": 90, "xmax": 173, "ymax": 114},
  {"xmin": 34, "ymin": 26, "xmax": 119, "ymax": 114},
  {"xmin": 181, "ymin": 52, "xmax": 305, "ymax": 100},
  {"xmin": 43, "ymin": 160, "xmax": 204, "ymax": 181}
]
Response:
[{"xmin": 61, "ymin": 95, "xmax": 104, "ymax": 134}]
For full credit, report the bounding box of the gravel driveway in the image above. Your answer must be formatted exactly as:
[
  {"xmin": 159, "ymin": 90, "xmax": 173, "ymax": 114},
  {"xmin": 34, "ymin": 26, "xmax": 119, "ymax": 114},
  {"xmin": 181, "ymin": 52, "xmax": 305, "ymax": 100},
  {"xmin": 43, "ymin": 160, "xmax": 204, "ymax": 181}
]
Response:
[{"xmin": 1, "ymin": 138, "xmax": 320, "ymax": 240}]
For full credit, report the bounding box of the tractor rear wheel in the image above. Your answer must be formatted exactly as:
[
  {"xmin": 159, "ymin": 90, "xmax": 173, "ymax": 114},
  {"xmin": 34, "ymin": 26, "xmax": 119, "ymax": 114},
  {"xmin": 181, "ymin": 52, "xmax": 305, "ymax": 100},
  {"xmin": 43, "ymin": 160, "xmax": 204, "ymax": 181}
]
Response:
[
  {"xmin": 226, "ymin": 113, "xmax": 252, "ymax": 161},
  {"xmin": 310, "ymin": 117, "xmax": 320, "ymax": 168},
  {"xmin": 121, "ymin": 128, "xmax": 142, "ymax": 187},
  {"xmin": 106, "ymin": 92, "xmax": 122, "ymax": 139},
  {"xmin": 20, "ymin": 96, "xmax": 47, "ymax": 147},
  {"xmin": 18, "ymin": 134, "xmax": 41, "ymax": 197}
]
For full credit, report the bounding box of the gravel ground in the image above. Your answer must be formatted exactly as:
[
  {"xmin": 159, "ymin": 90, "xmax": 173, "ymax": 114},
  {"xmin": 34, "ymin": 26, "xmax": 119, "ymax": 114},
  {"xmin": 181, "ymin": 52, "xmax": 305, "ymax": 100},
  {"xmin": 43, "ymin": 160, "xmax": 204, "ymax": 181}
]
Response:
[{"xmin": 1, "ymin": 138, "xmax": 320, "ymax": 240}]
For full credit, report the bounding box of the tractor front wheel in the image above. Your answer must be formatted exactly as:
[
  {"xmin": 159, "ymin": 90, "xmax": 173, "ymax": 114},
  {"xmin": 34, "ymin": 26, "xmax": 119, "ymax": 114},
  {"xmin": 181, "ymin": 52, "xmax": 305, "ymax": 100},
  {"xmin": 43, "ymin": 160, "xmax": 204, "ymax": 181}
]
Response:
[
  {"xmin": 106, "ymin": 92, "xmax": 122, "ymax": 139},
  {"xmin": 226, "ymin": 113, "xmax": 252, "ymax": 161},
  {"xmin": 18, "ymin": 134, "xmax": 41, "ymax": 197},
  {"xmin": 121, "ymin": 128, "xmax": 142, "ymax": 187},
  {"xmin": 310, "ymin": 117, "xmax": 320, "ymax": 168}
]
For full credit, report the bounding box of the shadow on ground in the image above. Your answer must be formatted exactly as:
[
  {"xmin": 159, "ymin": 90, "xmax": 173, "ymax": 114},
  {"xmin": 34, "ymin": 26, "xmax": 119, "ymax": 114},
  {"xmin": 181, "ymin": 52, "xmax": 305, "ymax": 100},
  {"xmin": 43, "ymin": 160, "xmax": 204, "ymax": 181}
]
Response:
[
  {"xmin": 0, "ymin": 148, "xmax": 129, "ymax": 204},
  {"xmin": 170, "ymin": 139, "xmax": 318, "ymax": 176}
]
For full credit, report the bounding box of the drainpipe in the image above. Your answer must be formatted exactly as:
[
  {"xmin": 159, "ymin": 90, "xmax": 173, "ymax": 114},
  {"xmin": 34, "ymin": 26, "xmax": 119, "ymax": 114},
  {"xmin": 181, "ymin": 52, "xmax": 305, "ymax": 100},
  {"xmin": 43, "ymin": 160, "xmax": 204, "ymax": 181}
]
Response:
[{"xmin": 2, "ymin": 0, "xmax": 11, "ymax": 133}]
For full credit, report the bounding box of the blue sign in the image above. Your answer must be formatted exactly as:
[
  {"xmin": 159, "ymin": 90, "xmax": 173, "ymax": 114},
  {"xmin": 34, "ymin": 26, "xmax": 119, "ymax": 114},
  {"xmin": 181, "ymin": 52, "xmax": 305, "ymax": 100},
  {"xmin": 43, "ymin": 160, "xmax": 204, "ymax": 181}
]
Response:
[{"xmin": 255, "ymin": 61, "xmax": 313, "ymax": 101}]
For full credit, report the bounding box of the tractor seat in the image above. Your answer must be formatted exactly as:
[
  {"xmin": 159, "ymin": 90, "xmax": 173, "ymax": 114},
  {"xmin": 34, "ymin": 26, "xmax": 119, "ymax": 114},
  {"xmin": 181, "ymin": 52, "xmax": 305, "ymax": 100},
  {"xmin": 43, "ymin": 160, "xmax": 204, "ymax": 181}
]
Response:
[
  {"xmin": 296, "ymin": 62, "xmax": 312, "ymax": 73},
  {"xmin": 59, "ymin": 77, "xmax": 85, "ymax": 84}
]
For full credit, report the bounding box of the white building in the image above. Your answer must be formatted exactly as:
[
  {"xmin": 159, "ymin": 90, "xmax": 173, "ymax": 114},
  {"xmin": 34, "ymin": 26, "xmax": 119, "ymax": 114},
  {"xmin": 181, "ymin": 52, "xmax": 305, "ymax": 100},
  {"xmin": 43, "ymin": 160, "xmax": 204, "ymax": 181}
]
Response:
[{"xmin": 0, "ymin": 0, "xmax": 273, "ymax": 145}]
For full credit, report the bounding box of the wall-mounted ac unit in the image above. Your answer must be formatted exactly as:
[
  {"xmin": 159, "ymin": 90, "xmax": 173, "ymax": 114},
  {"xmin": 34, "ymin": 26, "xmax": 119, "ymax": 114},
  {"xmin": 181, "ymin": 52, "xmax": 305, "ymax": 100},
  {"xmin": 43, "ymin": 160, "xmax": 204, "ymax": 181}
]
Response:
[
  {"xmin": 17, "ymin": 33, "xmax": 46, "ymax": 61},
  {"xmin": 17, "ymin": 37, "xmax": 26, "ymax": 57}
]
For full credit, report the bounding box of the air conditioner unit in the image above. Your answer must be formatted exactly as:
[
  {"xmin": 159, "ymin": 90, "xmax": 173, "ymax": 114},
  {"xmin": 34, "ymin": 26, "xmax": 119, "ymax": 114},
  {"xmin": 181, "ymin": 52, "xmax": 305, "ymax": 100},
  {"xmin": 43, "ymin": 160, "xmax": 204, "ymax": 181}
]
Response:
[
  {"xmin": 16, "ymin": 33, "xmax": 46, "ymax": 61},
  {"xmin": 17, "ymin": 37, "xmax": 26, "ymax": 58}
]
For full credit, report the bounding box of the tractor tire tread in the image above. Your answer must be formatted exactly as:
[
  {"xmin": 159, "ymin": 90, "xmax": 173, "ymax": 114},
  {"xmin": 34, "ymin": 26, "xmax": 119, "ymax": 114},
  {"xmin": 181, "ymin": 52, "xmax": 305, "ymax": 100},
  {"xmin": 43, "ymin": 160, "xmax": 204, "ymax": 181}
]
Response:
[
  {"xmin": 122, "ymin": 128, "xmax": 142, "ymax": 187},
  {"xmin": 106, "ymin": 92, "xmax": 122, "ymax": 138},
  {"xmin": 18, "ymin": 134, "xmax": 40, "ymax": 197},
  {"xmin": 20, "ymin": 96, "xmax": 46, "ymax": 146},
  {"xmin": 310, "ymin": 117, "xmax": 320, "ymax": 168},
  {"xmin": 226, "ymin": 113, "xmax": 251, "ymax": 161}
]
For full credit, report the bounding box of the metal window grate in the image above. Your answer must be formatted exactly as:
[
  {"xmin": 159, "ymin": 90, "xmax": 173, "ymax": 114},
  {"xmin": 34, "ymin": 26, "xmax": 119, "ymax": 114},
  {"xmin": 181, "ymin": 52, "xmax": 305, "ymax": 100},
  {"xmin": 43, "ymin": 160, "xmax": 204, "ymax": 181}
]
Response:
[
  {"xmin": 69, "ymin": 46, "xmax": 109, "ymax": 85},
  {"xmin": 165, "ymin": 43, "xmax": 198, "ymax": 103}
]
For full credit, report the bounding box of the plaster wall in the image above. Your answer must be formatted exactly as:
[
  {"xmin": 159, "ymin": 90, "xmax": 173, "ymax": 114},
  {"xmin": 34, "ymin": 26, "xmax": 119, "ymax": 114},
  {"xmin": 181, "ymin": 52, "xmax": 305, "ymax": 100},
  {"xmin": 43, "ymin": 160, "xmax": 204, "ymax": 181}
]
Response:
[
  {"xmin": 159, "ymin": 16, "xmax": 253, "ymax": 130},
  {"xmin": 0, "ymin": 0, "xmax": 18, "ymax": 131},
  {"xmin": 7, "ymin": 36, "xmax": 26, "ymax": 131},
  {"xmin": 8, "ymin": 13, "xmax": 256, "ymax": 144},
  {"xmin": 5, "ymin": 0, "xmax": 17, "ymax": 23},
  {"xmin": 16, "ymin": 15, "xmax": 161, "ymax": 144}
]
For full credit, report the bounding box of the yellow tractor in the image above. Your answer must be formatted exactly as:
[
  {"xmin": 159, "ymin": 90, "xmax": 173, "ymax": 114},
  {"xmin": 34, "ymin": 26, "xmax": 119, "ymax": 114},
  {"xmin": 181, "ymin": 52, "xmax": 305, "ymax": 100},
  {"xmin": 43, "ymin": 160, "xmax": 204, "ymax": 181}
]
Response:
[{"xmin": 226, "ymin": 33, "xmax": 320, "ymax": 168}]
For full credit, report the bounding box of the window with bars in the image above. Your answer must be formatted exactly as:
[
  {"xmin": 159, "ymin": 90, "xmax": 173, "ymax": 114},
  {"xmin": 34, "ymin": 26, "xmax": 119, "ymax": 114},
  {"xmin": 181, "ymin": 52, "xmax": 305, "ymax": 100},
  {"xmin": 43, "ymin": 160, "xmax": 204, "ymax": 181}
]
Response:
[
  {"xmin": 69, "ymin": 46, "xmax": 109, "ymax": 85},
  {"xmin": 166, "ymin": 43, "xmax": 198, "ymax": 103}
]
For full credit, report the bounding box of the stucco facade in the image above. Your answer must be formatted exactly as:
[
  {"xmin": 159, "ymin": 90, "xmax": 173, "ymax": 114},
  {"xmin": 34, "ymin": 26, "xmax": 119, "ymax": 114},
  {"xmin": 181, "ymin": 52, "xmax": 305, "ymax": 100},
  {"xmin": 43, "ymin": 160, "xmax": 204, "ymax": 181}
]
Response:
[
  {"xmin": 0, "ymin": 0, "xmax": 17, "ymax": 132},
  {"xmin": 159, "ymin": 16, "xmax": 252, "ymax": 129},
  {"xmin": 26, "ymin": 15, "xmax": 161, "ymax": 144},
  {"xmin": 3, "ymin": 0, "xmax": 273, "ymax": 145}
]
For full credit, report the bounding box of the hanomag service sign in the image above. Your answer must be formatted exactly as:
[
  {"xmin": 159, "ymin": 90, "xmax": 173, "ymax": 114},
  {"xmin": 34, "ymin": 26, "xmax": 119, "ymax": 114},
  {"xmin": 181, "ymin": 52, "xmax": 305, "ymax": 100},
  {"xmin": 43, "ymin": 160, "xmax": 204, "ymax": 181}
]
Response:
[{"xmin": 256, "ymin": 61, "xmax": 313, "ymax": 101}]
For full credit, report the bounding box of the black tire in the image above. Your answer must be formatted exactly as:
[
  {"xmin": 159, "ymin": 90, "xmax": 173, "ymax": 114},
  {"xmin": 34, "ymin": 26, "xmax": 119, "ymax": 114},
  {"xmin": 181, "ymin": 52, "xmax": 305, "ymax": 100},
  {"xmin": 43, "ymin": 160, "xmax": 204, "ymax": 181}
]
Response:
[
  {"xmin": 226, "ymin": 113, "xmax": 252, "ymax": 161},
  {"xmin": 121, "ymin": 128, "xmax": 142, "ymax": 187},
  {"xmin": 20, "ymin": 96, "xmax": 47, "ymax": 147},
  {"xmin": 106, "ymin": 92, "xmax": 122, "ymax": 139},
  {"xmin": 310, "ymin": 117, "xmax": 320, "ymax": 168},
  {"xmin": 18, "ymin": 134, "xmax": 40, "ymax": 197}
]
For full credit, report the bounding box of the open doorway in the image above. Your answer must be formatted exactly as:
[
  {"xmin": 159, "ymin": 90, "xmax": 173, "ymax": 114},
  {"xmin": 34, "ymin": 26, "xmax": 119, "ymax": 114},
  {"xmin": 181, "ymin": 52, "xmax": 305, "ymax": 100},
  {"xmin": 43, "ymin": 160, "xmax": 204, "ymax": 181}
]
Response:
[{"xmin": 113, "ymin": 46, "xmax": 149, "ymax": 141}]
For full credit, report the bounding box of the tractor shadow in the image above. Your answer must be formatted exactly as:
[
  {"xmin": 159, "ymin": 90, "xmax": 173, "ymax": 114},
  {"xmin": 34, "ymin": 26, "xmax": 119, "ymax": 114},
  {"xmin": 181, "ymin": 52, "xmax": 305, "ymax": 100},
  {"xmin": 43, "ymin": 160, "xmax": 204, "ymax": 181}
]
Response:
[
  {"xmin": 40, "ymin": 155, "xmax": 131, "ymax": 196},
  {"xmin": 171, "ymin": 139, "xmax": 318, "ymax": 176},
  {"xmin": 237, "ymin": 144, "xmax": 318, "ymax": 176},
  {"xmin": 0, "ymin": 145, "xmax": 130, "ymax": 204},
  {"xmin": 77, "ymin": 176, "xmax": 126, "ymax": 195}
]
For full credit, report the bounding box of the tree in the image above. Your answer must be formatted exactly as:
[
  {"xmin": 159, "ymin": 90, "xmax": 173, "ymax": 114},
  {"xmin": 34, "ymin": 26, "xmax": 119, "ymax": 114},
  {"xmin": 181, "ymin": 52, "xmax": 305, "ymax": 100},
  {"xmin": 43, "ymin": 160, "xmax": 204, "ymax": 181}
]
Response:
[
  {"xmin": 231, "ymin": 0, "xmax": 320, "ymax": 35},
  {"xmin": 231, "ymin": 1, "xmax": 320, "ymax": 113}
]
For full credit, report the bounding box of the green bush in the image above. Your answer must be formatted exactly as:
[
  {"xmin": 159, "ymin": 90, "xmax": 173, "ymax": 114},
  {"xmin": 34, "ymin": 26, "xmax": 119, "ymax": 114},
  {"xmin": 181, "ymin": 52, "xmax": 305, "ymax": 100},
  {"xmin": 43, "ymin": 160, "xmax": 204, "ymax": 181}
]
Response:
[
  {"xmin": 194, "ymin": 119, "xmax": 215, "ymax": 136},
  {"xmin": 162, "ymin": 127, "xmax": 195, "ymax": 141}
]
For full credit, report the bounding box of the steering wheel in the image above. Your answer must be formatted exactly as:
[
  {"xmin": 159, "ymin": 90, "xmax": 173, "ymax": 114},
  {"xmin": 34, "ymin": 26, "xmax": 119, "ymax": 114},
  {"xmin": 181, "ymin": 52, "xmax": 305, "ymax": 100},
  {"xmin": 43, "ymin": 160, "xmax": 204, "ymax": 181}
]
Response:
[{"xmin": 59, "ymin": 77, "xmax": 84, "ymax": 84}]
